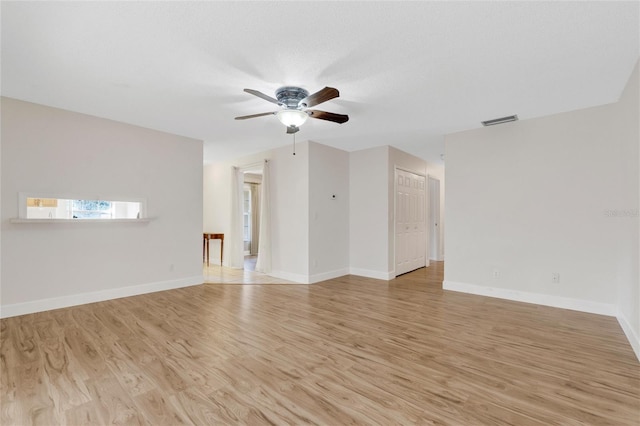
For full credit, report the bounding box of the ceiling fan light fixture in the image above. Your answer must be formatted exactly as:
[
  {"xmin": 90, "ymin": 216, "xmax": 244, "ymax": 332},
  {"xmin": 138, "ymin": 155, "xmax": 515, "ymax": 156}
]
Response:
[
  {"xmin": 237, "ymin": 86, "xmax": 347, "ymax": 131},
  {"xmin": 276, "ymin": 109, "xmax": 309, "ymax": 127}
]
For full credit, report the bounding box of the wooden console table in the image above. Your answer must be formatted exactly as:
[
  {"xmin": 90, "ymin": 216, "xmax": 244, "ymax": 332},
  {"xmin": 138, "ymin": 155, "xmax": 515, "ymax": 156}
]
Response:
[{"xmin": 203, "ymin": 233, "xmax": 224, "ymax": 266}]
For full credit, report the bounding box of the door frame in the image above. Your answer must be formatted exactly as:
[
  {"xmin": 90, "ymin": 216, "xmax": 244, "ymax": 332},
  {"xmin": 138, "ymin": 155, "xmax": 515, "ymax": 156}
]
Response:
[{"xmin": 428, "ymin": 175, "xmax": 441, "ymax": 261}]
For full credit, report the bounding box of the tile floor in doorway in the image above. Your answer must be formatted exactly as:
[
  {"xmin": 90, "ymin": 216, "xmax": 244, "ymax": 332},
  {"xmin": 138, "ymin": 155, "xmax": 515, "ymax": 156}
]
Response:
[{"xmin": 203, "ymin": 256, "xmax": 295, "ymax": 284}]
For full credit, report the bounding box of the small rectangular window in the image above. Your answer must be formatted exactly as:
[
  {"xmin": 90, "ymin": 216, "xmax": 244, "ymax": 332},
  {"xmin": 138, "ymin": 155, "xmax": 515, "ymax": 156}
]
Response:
[{"xmin": 19, "ymin": 194, "xmax": 145, "ymax": 220}]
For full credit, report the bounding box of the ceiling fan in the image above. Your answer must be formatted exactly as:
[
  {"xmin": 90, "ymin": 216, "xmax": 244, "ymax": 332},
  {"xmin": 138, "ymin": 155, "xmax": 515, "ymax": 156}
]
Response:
[{"xmin": 235, "ymin": 86, "xmax": 349, "ymax": 134}]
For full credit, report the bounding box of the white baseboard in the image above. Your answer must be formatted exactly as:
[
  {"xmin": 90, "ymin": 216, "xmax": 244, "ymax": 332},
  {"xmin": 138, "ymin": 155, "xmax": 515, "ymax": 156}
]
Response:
[
  {"xmin": 308, "ymin": 268, "xmax": 349, "ymax": 284},
  {"xmin": 617, "ymin": 312, "xmax": 640, "ymax": 362},
  {"xmin": 349, "ymin": 268, "xmax": 394, "ymax": 281},
  {"xmin": 269, "ymin": 270, "xmax": 310, "ymax": 284},
  {"xmin": 442, "ymin": 280, "xmax": 617, "ymax": 316},
  {"xmin": 251, "ymin": 267, "xmax": 397, "ymax": 283},
  {"xmin": 0, "ymin": 275, "xmax": 204, "ymax": 319},
  {"xmin": 262, "ymin": 268, "xmax": 350, "ymax": 284}
]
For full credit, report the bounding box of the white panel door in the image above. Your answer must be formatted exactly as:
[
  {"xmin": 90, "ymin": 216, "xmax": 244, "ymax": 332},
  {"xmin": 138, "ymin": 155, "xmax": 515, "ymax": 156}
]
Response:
[{"xmin": 396, "ymin": 169, "xmax": 426, "ymax": 276}]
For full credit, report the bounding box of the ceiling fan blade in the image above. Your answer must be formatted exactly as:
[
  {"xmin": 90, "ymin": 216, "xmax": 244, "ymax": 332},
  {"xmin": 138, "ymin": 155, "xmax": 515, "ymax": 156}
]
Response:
[
  {"xmin": 234, "ymin": 111, "xmax": 277, "ymax": 120},
  {"xmin": 299, "ymin": 87, "xmax": 339, "ymax": 108},
  {"xmin": 308, "ymin": 110, "xmax": 349, "ymax": 124},
  {"xmin": 244, "ymin": 88, "xmax": 281, "ymax": 105},
  {"xmin": 286, "ymin": 125, "xmax": 300, "ymax": 134}
]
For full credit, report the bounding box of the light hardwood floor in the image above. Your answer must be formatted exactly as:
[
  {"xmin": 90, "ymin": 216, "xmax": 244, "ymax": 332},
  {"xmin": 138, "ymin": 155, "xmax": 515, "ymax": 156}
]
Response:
[{"xmin": 2, "ymin": 262, "xmax": 639, "ymax": 425}]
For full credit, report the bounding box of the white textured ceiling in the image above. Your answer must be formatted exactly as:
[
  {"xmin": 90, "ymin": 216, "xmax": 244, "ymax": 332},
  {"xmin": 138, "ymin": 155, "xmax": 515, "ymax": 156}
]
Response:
[{"xmin": 2, "ymin": 1, "xmax": 638, "ymax": 165}]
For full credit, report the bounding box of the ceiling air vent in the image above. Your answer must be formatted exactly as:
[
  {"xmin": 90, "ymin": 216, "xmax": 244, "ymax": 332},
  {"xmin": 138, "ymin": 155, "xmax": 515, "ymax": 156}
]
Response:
[{"xmin": 481, "ymin": 115, "xmax": 518, "ymax": 126}]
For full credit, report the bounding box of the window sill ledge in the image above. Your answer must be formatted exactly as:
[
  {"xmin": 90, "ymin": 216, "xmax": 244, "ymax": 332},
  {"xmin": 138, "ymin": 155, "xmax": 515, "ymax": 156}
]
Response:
[{"xmin": 10, "ymin": 218, "xmax": 154, "ymax": 224}]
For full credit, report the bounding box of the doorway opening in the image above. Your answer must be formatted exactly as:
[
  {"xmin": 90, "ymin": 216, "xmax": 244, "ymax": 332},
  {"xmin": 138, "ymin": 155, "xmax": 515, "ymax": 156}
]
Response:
[
  {"xmin": 204, "ymin": 160, "xmax": 279, "ymax": 284},
  {"xmin": 226, "ymin": 160, "xmax": 271, "ymax": 274}
]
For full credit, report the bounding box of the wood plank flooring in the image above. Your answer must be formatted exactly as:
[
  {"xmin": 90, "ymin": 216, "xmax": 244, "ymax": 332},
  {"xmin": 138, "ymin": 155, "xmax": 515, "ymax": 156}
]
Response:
[{"xmin": 2, "ymin": 262, "xmax": 639, "ymax": 425}]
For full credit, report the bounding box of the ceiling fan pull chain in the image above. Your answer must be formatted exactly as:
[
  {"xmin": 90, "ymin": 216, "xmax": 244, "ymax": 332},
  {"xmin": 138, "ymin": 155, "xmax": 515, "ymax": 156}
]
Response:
[{"xmin": 293, "ymin": 132, "xmax": 296, "ymax": 156}]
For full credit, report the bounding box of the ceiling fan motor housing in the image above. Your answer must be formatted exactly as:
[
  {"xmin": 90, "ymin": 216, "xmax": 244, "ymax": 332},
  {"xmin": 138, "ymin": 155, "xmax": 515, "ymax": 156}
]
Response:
[{"xmin": 276, "ymin": 86, "xmax": 309, "ymax": 109}]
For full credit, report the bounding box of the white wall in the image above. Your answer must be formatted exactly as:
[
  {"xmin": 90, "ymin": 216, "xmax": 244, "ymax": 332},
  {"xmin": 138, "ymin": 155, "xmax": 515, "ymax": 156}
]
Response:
[
  {"xmin": 270, "ymin": 142, "xmax": 310, "ymax": 280},
  {"xmin": 613, "ymin": 61, "xmax": 639, "ymax": 359},
  {"xmin": 309, "ymin": 141, "xmax": 350, "ymax": 282},
  {"xmin": 444, "ymin": 60, "xmax": 639, "ymax": 360},
  {"xmin": 1, "ymin": 98, "xmax": 204, "ymax": 317},
  {"xmin": 349, "ymin": 146, "xmax": 390, "ymax": 279},
  {"xmin": 446, "ymin": 105, "xmax": 622, "ymax": 312}
]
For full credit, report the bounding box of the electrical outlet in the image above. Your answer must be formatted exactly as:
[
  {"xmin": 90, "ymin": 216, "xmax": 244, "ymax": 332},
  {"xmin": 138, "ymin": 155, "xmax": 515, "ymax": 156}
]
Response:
[
  {"xmin": 552, "ymin": 272, "xmax": 560, "ymax": 284},
  {"xmin": 493, "ymin": 268, "xmax": 499, "ymax": 279}
]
